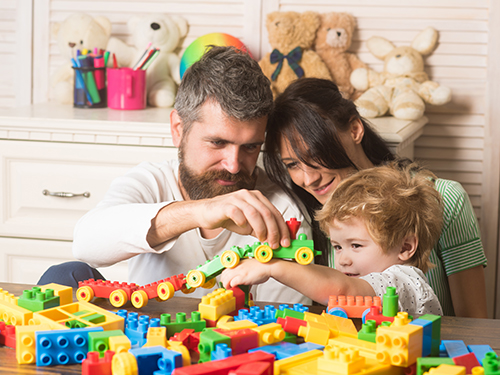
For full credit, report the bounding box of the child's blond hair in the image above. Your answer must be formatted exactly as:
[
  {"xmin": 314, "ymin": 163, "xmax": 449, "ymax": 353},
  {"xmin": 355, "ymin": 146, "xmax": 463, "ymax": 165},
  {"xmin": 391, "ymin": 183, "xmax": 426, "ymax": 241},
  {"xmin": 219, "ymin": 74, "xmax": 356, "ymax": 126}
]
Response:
[{"xmin": 316, "ymin": 162, "xmax": 443, "ymax": 273}]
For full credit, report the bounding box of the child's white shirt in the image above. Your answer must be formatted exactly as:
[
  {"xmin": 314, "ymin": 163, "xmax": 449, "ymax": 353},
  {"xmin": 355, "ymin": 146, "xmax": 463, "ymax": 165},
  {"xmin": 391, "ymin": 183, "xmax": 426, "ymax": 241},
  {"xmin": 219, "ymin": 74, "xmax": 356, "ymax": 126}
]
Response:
[{"xmin": 359, "ymin": 265, "xmax": 443, "ymax": 316}]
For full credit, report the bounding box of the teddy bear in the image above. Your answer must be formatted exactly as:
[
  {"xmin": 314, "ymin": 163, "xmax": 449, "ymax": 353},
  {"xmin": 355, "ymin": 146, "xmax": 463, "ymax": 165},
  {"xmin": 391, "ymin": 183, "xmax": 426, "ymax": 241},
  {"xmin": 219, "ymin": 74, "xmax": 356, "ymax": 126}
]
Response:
[
  {"xmin": 50, "ymin": 13, "xmax": 112, "ymax": 104},
  {"xmin": 259, "ymin": 11, "xmax": 332, "ymax": 97},
  {"xmin": 314, "ymin": 12, "xmax": 366, "ymax": 100},
  {"xmin": 350, "ymin": 27, "xmax": 451, "ymax": 121},
  {"xmin": 106, "ymin": 14, "xmax": 188, "ymax": 108}
]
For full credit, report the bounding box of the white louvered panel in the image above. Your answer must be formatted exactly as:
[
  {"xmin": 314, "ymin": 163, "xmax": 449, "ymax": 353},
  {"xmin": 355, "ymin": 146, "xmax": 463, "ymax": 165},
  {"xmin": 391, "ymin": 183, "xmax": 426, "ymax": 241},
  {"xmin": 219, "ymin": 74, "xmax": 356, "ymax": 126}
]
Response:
[
  {"xmin": 0, "ymin": 1, "xmax": 17, "ymax": 109},
  {"xmin": 424, "ymin": 125, "xmax": 485, "ymax": 138}
]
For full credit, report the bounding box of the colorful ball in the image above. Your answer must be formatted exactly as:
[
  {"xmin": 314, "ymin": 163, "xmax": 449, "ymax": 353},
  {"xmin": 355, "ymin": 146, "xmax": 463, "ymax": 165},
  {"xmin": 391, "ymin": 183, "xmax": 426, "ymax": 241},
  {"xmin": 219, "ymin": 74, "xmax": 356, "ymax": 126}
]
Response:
[{"xmin": 179, "ymin": 33, "xmax": 251, "ymax": 79}]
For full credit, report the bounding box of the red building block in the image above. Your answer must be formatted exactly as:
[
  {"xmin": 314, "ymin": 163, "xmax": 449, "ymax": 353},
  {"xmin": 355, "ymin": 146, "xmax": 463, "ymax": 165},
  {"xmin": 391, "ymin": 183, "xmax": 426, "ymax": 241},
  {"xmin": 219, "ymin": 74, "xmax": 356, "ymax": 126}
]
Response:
[
  {"xmin": 276, "ymin": 316, "xmax": 307, "ymax": 335},
  {"xmin": 327, "ymin": 295, "xmax": 382, "ymax": 318},
  {"xmin": 82, "ymin": 351, "xmax": 114, "ymax": 375},
  {"xmin": 215, "ymin": 328, "xmax": 260, "ymax": 355},
  {"xmin": 228, "ymin": 361, "xmax": 272, "ymax": 375},
  {"xmin": 452, "ymin": 352, "xmax": 481, "ymax": 374},
  {"xmin": 364, "ymin": 305, "xmax": 395, "ymax": 325},
  {"xmin": 0, "ymin": 322, "xmax": 16, "ymax": 348}
]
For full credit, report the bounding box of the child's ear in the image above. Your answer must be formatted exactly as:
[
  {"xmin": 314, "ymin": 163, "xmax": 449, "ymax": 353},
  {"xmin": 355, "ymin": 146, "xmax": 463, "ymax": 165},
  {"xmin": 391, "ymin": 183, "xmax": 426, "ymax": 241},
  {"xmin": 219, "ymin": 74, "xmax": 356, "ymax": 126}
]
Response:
[{"xmin": 399, "ymin": 234, "xmax": 418, "ymax": 261}]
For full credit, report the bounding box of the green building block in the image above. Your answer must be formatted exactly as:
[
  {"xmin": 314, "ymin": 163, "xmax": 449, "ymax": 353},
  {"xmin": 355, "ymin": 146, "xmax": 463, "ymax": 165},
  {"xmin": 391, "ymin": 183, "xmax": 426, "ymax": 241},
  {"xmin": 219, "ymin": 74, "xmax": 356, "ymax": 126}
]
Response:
[
  {"xmin": 419, "ymin": 314, "xmax": 441, "ymax": 357},
  {"xmin": 17, "ymin": 287, "xmax": 60, "ymax": 312},
  {"xmin": 417, "ymin": 357, "xmax": 456, "ymax": 375},
  {"xmin": 198, "ymin": 328, "xmax": 231, "ymax": 363},
  {"xmin": 89, "ymin": 330, "xmax": 125, "ymax": 357},
  {"xmin": 275, "ymin": 308, "xmax": 305, "ymax": 321},
  {"xmin": 382, "ymin": 286, "xmax": 398, "ymax": 317},
  {"xmin": 82, "ymin": 313, "xmax": 106, "ymax": 324},
  {"xmin": 65, "ymin": 320, "xmax": 88, "ymax": 328},
  {"xmin": 358, "ymin": 320, "xmax": 376, "ymax": 343},
  {"xmin": 484, "ymin": 352, "xmax": 500, "ymax": 375},
  {"xmin": 283, "ymin": 332, "xmax": 297, "ymax": 344},
  {"xmin": 160, "ymin": 311, "xmax": 206, "ymax": 339}
]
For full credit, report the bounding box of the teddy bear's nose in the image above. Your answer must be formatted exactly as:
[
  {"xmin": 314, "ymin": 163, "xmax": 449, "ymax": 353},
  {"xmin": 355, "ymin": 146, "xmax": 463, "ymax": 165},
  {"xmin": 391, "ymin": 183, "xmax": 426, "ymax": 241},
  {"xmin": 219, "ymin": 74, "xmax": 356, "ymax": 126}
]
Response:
[
  {"xmin": 68, "ymin": 42, "xmax": 76, "ymax": 48},
  {"xmin": 151, "ymin": 22, "xmax": 160, "ymax": 30},
  {"xmin": 337, "ymin": 31, "xmax": 342, "ymax": 37}
]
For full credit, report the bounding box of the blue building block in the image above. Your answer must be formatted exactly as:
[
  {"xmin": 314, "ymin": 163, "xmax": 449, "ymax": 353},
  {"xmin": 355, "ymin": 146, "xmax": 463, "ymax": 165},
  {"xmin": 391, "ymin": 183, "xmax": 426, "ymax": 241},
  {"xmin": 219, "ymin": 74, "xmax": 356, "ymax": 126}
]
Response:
[
  {"xmin": 410, "ymin": 318, "xmax": 433, "ymax": 357},
  {"xmin": 468, "ymin": 345, "xmax": 497, "ymax": 366},
  {"xmin": 35, "ymin": 327, "xmax": 103, "ymax": 366},
  {"xmin": 130, "ymin": 346, "xmax": 173, "ymax": 375},
  {"xmin": 121, "ymin": 311, "xmax": 160, "ymax": 348},
  {"xmin": 154, "ymin": 349, "xmax": 183, "ymax": 375},
  {"xmin": 249, "ymin": 341, "xmax": 324, "ymax": 360},
  {"xmin": 211, "ymin": 343, "xmax": 233, "ymax": 361},
  {"xmin": 234, "ymin": 305, "xmax": 277, "ymax": 326},
  {"xmin": 442, "ymin": 340, "xmax": 469, "ymax": 358}
]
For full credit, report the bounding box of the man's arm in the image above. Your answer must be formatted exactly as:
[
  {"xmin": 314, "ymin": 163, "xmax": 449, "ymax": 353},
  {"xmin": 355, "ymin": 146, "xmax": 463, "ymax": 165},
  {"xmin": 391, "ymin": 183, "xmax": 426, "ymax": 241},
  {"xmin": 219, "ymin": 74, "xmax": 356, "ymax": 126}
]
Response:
[{"xmin": 448, "ymin": 265, "xmax": 488, "ymax": 318}]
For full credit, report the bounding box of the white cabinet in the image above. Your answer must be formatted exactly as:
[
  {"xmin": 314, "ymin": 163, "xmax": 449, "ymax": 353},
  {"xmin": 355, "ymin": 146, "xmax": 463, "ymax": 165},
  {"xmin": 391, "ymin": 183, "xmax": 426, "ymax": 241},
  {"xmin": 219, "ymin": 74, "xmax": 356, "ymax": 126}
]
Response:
[{"xmin": 0, "ymin": 103, "xmax": 426, "ymax": 284}]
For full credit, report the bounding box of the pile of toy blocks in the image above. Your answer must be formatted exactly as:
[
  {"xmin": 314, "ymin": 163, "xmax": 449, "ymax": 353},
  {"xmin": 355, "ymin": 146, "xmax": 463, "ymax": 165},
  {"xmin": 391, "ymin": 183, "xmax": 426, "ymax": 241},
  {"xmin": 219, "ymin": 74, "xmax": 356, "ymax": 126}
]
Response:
[{"xmin": 1, "ymin": 283, "xmax": 499, "ymax": 375}]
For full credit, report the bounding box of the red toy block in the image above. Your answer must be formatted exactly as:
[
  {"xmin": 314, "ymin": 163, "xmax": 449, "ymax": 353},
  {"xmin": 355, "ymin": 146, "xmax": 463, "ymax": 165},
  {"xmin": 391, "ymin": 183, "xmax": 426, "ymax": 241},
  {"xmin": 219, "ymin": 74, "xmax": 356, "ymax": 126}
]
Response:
[
  {"xmin": 171, "ymin": 329, "xmax": 199, "ymax": 352},
  {"xmin": 452, "ymin": 352, "xmax": 481, "ymax": 374},
  {"xmin": 0, "ymin": 322, "xmax": 16, "ymax": 348},
  {"xmin": 286, "ymin": 218, "xmax": 302, "ymax": 240},
  {"xmin": 82, "ymin": 351, "xmax": 114, "ymax": 375},
  {"xmin": 172, "ymin": 351, "xmax": 274, "ymax": 375},
  {"xmin": 137, "ymin": 274, "xmax": 187, "ymax": 300},
  {"xmin": 215, "ymin": 328, "xmax": 260, "ymax": 355},
  {"xmin": 404, "ymin": 363, "xmax": 417, "ymax": 375},
  {"xmin": 228, "ymin": 361, "xmax": 272, "ymax": 375},
  {"xmin": 276, "ymin": 316, "xmax": 307, "ymax": 335},
  {"xmin": 364, "ymin": 305, "xmax": 394, "ymax": 325},
  {"xmin": 230, "ymin": 286, "xmax": 246, "ymax": 312}
]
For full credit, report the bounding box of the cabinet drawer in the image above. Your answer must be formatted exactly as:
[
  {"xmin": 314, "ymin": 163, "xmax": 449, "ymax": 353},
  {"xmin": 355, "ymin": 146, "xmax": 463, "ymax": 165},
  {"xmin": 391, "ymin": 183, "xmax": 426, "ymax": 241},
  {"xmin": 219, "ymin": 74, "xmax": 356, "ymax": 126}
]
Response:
[{"xmin": 0, "ymin": 140, "xmax": 176, "ymax": 240}]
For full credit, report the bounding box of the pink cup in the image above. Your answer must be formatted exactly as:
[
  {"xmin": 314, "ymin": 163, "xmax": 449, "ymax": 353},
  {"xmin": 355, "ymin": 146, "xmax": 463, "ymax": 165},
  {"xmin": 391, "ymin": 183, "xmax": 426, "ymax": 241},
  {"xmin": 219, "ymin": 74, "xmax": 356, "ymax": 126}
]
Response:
[{"xmin": 107, "ymin": 68, "xmax": 147, "ymax": 110}]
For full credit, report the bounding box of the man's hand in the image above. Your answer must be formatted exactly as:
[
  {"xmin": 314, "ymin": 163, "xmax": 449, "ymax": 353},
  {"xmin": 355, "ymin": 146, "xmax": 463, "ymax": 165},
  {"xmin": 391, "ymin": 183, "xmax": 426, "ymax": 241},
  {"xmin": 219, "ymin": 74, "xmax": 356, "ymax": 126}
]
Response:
[{"xmin": 221, "ymin": 258, "xmax": 274, "ymax": 289}]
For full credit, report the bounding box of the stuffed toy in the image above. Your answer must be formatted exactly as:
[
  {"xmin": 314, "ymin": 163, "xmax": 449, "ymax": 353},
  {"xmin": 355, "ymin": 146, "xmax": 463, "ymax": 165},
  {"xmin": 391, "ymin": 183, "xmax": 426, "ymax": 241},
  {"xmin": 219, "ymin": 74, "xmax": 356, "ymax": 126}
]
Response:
[
  {"xmin": 259, "ymin": 11, "xmax": 332, "ymax": 97},
  {"xmin": 106, "ymin": 14, "xmax": 188, "ymax": 108},
  {"xmin": 50, "ymin": 13, "xmax": 112, "ymax": 104},
  {"xmin": 314, "ymin": 12, "xmax": 366, "ymax": 100},
  {"xmin": 350, "ymin": 27, "xmax": 451, "ymax": 120}
]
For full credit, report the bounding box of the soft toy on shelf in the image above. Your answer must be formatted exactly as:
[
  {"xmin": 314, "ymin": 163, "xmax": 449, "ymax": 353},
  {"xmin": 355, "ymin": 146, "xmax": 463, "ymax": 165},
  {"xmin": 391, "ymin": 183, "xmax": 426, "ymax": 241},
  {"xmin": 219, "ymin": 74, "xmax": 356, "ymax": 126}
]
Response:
[
  {"xmin": 350, "ymin": 27, "xmax": 451, "ymax": 121},
  {"xmin": 259, "ymin": 11, "xmax": 332, "ymax": 97},
  {"xmin": 50, "ymin": 13, "xmax": 112, "ymax": 104},
  {"xmin": 314, "ymin": 12, "xmax": 366, "ymax": 100},
  {"xmin": 106, "ymin": 14, "xmax": 188, "ymax": 108}
]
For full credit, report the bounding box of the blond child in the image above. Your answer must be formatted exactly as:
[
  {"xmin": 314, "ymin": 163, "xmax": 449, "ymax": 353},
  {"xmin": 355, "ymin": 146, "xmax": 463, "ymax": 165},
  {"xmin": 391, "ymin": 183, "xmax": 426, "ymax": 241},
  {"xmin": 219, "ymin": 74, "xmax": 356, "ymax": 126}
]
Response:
[{"xmin": 221, "ymin": 163, "xmax": 444, "ymax": 316}]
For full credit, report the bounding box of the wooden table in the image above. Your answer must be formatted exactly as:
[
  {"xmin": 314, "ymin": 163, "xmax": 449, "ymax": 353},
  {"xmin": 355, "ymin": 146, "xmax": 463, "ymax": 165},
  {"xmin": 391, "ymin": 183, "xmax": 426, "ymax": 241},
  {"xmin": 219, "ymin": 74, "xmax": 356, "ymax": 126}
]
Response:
[{"xmin": 1, "ymin": 282, "xmax": 499, "ymax": 374}]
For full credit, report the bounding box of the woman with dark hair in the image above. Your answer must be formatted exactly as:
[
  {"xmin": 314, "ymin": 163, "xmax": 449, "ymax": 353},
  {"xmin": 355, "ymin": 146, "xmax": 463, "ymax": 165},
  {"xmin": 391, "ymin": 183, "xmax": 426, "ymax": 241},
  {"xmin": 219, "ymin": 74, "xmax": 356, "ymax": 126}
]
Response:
[{"xmin": 263, "ymin": 78, "xmax": 488, "ymax": 318}]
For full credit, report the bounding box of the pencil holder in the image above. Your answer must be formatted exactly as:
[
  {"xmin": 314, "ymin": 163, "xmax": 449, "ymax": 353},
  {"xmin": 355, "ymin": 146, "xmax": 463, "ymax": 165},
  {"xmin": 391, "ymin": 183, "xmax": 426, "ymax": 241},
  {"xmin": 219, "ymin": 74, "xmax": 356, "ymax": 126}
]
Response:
[
  {"xmin": 107, "ymin": 68, "xmax": 147, "ymax": 110},
  {"xmin": 72, "ymin": 66, "xmax": 107, "ymax": 108}
]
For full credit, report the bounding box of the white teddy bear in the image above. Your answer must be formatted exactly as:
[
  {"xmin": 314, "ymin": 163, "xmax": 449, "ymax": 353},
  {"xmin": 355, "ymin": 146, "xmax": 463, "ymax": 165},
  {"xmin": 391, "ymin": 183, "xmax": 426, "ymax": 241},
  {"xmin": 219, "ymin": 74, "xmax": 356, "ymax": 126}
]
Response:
[
  {"xmin": 106, "ymin": 14, "xmax": 188, "ymax": 108},
  {"xmin": 50, "ymin": 13, "xmax": 112, "ymax": 104},
  {"xmin": 350, "ymin": 27, "xmax": 451, "ymax": 120}
]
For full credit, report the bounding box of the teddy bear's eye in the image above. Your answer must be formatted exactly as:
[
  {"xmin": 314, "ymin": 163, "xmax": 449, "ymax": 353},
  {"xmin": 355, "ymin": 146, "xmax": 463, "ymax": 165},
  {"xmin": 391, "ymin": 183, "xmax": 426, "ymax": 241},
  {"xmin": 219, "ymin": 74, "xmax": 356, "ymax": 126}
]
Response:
[
  {"xmin": 80, "ymin": 40, "xmax": 83, "ymax": 45},
  {"xmin": 327, "ymin": 28, "xmax": 331, "ymax": 31},
  {"xmin": 396, "ymin": 54, "xmax": 401, "ymax": 58},
  {"xmin": 275, "ymin": 22, "xmax": 280, "ymax": 27}
]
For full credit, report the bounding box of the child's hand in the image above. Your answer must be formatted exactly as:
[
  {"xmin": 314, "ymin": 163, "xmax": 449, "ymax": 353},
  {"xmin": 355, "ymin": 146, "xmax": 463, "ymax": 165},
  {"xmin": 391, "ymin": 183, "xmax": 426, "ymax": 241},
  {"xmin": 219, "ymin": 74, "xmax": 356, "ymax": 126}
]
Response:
[{"xmin": 221, "ymin": 258, "xmax": 274, "ymax": 289}]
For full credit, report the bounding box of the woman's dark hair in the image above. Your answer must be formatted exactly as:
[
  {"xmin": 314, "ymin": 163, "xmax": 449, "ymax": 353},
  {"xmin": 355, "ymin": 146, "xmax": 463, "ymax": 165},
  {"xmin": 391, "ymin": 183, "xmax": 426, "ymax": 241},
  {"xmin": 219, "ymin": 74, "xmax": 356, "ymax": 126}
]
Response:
[{"xmin": 263, "ymin": 78, "xmax": 395, "ymax": 266}]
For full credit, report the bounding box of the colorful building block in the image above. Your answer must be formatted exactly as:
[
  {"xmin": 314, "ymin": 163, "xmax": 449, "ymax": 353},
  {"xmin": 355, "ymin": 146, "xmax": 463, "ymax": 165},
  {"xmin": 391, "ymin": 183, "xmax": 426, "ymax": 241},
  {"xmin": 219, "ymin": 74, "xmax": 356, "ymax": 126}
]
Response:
[
  {"xmin": 35, "ymin": 327, "xmax": 103, "ymax": 366},
  {"xmin": 321, "ymin": 312, "xmax": 358, "ymax": 339},
  {"xmin": 82, "ymin": 351, "xmax": 114, "ymax": 375},
  {"xmin": 198, "ymin": 288, "xmax": 236, "ymax": 321},
  {"xmin": 483, "ymin": 352, "xmax": 500, "ymax": 375},
  {"xmin": 319, "ymin": 346, "xmax": 366, "ymax": 373},
  {"xmin": 468, "ymin": 345, "xmax": 496, "ymax": 366},
  {"xmin": 198, "ymin": 328, "xmax": 232, "ymax": 363},
  {"xmin": 215, "ymin": 328, "xmax": 259, "ymax": 355},
  {"xmin": 17, "ymin": 287, "xmax": 60, "ymax": 312},
  {"xmin": 327, "ymin": 295, "xmax": 382, "ymax": 319},
  {"xmin": 376, "ymin": 323, "xmax": 423, "ymax": 367},
  {"xmin": 76, "ymin": 279, "xmax": 139, "ymax": 308},
  {"xmin": 422, "ymin": 364, "xmax": 466, "ymax": 375},
  {"xmin": 417, "ymin": 357, "xmax": 456, "ymax": 375},
  {"xmin": 276, "ymin": 316, "xmax": 307, "ymax": 335},
  {"xmin": 161, "ymin": 311, "xmax": 206, "ymax": 339},
  {"xmin": 15, "ymin": 324, "xmax": 51, "ymax": 364},
  {"xmin": 358, "ymin": 320, "xmax": 377, "ymax": 343},
  {"xmin": 252, "ymin": 323, "xmax": 285, "ymax": 347},
  {"xmin": 328, "ymin": 335, "xmax": 378, "ymax": 360},
  {"xmin": 383, "ymin": 287, "xmax": 399, "ymax": 317},
  {"xmin": 89, "ymin": 330, "xmax": 125, "ymax": 357},
  {"xmin": 452, "ymin": 352, "xmax": 481, "ymax": 374},
  {"xmin": 217, "ymin": 319, "xmax": 258, "ymax": 331},
  {"xmin": 143, "ymin": 326, "xmax": 168, "ymax": 348},
  {"xmin": 132, "ymin": 273, "xmax": 187, "ymax": 308},
  {"xmin": 0, "ymin": 321, "xmax": 16, "ymax": 348},
  {"xmin": 298, "ymin": 321, "xmax": 332, "ymax": 346},
  {"xmin": 442, "ymin": 340, "xmax": 469, "ymax": 358},
  {"xmin": 235, "ymin": 305, "xmax": 277, "ymax": 326},
  {"xmin": 124, "ymin": 313, "xmax": 160, "ymax": 347},
  {"xmin": 410, "ymin": 318, "xmax": 433, "ymax": 357},
  {"xmin": 273, "ymin": 349, "xmax": 323, "ymax": 375},
  {"xmin": 250, "ymin": 342, "xmax": 324, "ymax": 360},
  {"xmin": 156, "ymin": 347, "xmax": 184, "ymax": 375},
  {"xmin": 0, "ymin": 293, "xmax": 33, "ymax": 326},
  {"xmin": 39, "ymin": 283, "xmax": 73, "ymax": 306},
  {"xmin": 109, "ymin": 335, "xmax": 131, "ymax": 355},
  {"xmin": 129, "ymin": 346, "xmax": 180, "ymax": 375},
  {"xmin": 211, "ymin": 343, "xmax": 232, "ymax": 360},
  {"xmin": 419, "ymin": 314, "xmax": 441, "ymax": 357}
]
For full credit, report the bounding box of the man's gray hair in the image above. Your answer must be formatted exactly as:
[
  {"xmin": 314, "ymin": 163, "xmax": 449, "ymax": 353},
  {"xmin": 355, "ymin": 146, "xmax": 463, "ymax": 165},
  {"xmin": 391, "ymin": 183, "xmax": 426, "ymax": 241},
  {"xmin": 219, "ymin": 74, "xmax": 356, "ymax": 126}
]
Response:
[{"xmin": 174, "ymin": 46, "xmax": 274, "ymax": 133}]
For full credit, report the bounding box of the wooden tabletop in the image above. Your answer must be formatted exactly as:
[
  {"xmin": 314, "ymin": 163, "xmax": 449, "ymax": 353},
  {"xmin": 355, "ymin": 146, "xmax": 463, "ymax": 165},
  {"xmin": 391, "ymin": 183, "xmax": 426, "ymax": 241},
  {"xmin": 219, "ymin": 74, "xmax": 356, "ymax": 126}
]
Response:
[{"xmin": 1, "ymin": 282, "xmax": 499, "ymax": 374}]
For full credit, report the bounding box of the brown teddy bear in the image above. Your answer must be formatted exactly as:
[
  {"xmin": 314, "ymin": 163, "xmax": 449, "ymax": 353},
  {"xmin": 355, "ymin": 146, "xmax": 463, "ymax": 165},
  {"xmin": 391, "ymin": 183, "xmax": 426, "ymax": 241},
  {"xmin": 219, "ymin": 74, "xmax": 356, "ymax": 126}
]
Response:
[
  {"xmin": 259, "ymin": 11, "xmax": 332, "ymax": 97},
  {"xmin": 314, "ymin": 12, "xmax": 366, "ymax": 100}
]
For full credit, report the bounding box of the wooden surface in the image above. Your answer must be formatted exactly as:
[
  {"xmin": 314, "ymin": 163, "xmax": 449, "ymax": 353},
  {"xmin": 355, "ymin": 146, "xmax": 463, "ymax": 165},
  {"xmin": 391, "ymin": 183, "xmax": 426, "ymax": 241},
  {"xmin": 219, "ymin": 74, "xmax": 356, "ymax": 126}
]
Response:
[{"xmin": 1, "ymin": 282, "xmax": 499, "ymax": 374}]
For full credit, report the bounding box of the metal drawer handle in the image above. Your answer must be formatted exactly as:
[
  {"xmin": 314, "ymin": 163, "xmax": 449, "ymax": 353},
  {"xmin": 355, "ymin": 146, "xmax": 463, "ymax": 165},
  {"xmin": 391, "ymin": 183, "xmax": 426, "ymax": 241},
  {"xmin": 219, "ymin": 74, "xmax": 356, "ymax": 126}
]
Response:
[{"xmin": 42, "ymin": 189, "xmax": 90, "ymax": 198}]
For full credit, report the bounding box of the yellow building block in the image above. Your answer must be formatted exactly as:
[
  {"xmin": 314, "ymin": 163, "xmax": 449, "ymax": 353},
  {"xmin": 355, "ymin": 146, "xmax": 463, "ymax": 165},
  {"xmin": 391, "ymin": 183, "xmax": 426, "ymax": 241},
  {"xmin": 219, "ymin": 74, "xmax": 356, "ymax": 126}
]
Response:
[
  {"xmin": 328, "ymin": 335, "xmax": 378, "ymax": 360},
  {"xmin": 109, "ymin": 335, "xmax": 131, "ymax": 354},
  {"xmin": 423, "ymin": 364, "xmax": 466, "ymax": 375},
  {"xmin": 303, "ymin": 311, "xmax": 324, "ymax": 323},
  {"xmin": 198, "ymin": 288, "xmax": 236, "ymax": 321},
  {"xmin": 252, "ymin": 323, "xmax": 285, "ymax": 346},
  {"xmin": 322, "ymin": 312, "xmax": 358, "ymax": 338},
  {"xmin": 376, "ymin": 323, "xmax": 423, "ymax": 367},
  {"xmin": 390, "ymin": 312, "xmax": 412, "ymax": 327},
  {"xmin": 0, "ymin": 299, "xmax": 33, "ymax": 326},
  {"xmin": 0, "ymin": 288, "xmax": 18, "ymax": 304},
  {"xmin": 167, "ymin": 340, "xmax": 191, "ymax": 367},
  {"xmin": 32, "ymin": 301, "xmax": 124, "ymax": 331},
  {"xmin": 143, "ymin": 327, "xmax": 168, "ymax": 347},
  {"xmin": 274, "ymin": 350, "xmax": 323, "ymax": 375},
  {"xmin": 298, "ymin": 321, "xmax": 332, "ymax": 345},
  {"xmin": 318, "ymin": 346, "xmax": 366, "ymax": 374},
  {"xmin": 39, "ymin": 283, "xmax": 73, "ymax": 306},
  {"xmin": 15, "ymin": 324, "xmax": 51, "ymax": 364},
  {"xmin": 216, "ymin": 319, "xmax": 258, "ymax": 331}
]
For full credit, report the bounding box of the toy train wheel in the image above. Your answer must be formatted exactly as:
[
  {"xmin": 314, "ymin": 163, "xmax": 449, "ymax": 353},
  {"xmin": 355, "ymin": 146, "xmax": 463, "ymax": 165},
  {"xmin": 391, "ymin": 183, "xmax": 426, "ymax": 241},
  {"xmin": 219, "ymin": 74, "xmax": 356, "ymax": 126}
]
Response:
[
  {"xmin": 186, "ymin": 269, "xmax": 206, "ymax": 288},
  {"xmin": 76, "ymin": 286, "xmax": 94, "ymax": 302},
  {"xmin": 180, "ymin": 285, "xmax": 196, "ymax": 294},
  {"xmin": 131, "ymin": 290, "xmax": 149, "ymax": 309},
  {"xmin": 202, "ymin": 278, "xmax": 217, "ymax": 289},
  {"xmin": 109, "ymin": 289, "xmax": 128, "ymax": 308},
  {"xmin": 295, "ymin": 247, "xmax": 314, "ymax": 265},
  {"xmin": 327, "ymin": 307, "xmax": 348, "ymax": 319},
  {"xmin": 112, "ymin": 351, "xmax": 138, "ymax": 375},
  {"xmin": 254, "ymin": 244, "xmax": 273, "ymax": 263},
  {"xmin": 221, "ymin": 250, "xmax": 240, "ymax": 268},
  {"xmin": 157, "ymin": 281, "xmax": 175, "ymax": 301}
]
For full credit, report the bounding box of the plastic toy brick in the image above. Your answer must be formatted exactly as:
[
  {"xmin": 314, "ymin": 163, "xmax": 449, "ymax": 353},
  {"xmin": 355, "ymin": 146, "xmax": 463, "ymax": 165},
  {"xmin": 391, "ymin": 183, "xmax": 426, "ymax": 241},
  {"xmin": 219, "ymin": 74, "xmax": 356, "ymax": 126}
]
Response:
[
  {"xmin": 171, "ymin": 329, "xmax": 199, "ymax": 352},
  {"xmin": 131, "ymin": 273, "xmax": 187, "ymax": 308},
  {"xmin": 217, "ymin": 318, "xmax": 258, "ymax": 331},
  {"xmin": 32, "ymin": 301, "xmax": 124, "ymax": 331},
  {"xmin": 199, "ymin": 288, "xmax": 236, "ymax": 321},
  {"xmin": 128, "ymin": 346, "xmax": 180, "ymax": 375},
  {"xmin": 276, "ymin": 316, "xmax": 307, "ymax": 335},
  {"xmin": 273, "ymin": 349, "xmax": 323, "ymax": 375},
  {"xmin": 17, "ymin": 287, "xmax": 60, "ymax": 312},
  {"xmin": 199, "ymin": 328, "xmax": 232, "ymax": 363},
  {"xmin": 283, "ymin": 332, "xmax": 298, "ymax": 344},
  {"xmin": 358, "ymin": 320, "xmax": 377, "ymax": 343},
  {"xmin": 15, "ymin": 323, "xmax": 51, "ymax": 364},
  {"xmin": 124, "ymin": 313, "xmax": 160, "ymax": 348},
  {"xmin": 422, "ymin": 364, "xmax": 466, "ymax": 375},
  {"xmin": 276, "ymin": 303, "xmax": 308, "ymax": 319},
  {"xmin": 235, "ymin": 305, "xmax": 277, "ymax": 326},
  {"xmin": 215, "ymin": 328, "xmax": 259, "ymax": 355},
  {"xmin": 39, "ymin": 283, "xmax": 73, "ymax": 306},
  {"xmin": 35, "ymin": 326, "xmax": 103, "ymax": 366},
  {"xmin": 321, "ymin": 312, "xmax": 358, "ymax": 339},
  {"xmin": 172, "ymin": 351, "xmax": 275, "ymax": 375},
  {"xmin": 327, "ymin": 335, "xmax": 378, "ymax": 360},
  {"xmin": 452, "ymin": 352, "xmax": 481, "ymax": 374},
  {"xmin": 0, "ymin": 321, "xmax": 16, "ymax": 348},
  {"xmin": 252, "ymin": 323, "xmax": 286, "ymax": 347},
  {"xmin": 0, "ymin": 295, "xmax": 33, "ymax": 326},
  {"xmin": 76, "ymin": 279, "xmax": 140, "ymax": 308},
  {"xmin": 468, "ymin": 345, "xmax": 496, "ymax": 366},
  {"xmin": 391, "ymin": 312, "xmax": 413, "ymax": 327},
  {"xmin": 161, "ymin": 311, "xmax": 206, "ymax": 339},
  {"xmin": 364, "ymin": 305, "xmax": 396, "ymax": 326},
  {"xmin": 376, "ymin": 323, "xmax": 423, "ymax": 367},
  {"xmin": 419, "ymin": 314, "xmax": 441, "ymax": 357},
  {"xmin": 143, "ymin": 326, "xmax": 168, "ymax": 348},
  {"xmin": 156, "ymin": 347, "xmax": 184, "ymax": 375},
  {"xmin": 327, "ymin": 295, "xmax": 382, "ymax": 319},
  {"xmin": 383, "ymin": 286, "xmax": 399, "ymax": 317},
  {"xmin": 109, "ymin": 335, "xmax": 131, "ymax": 354},
  {"xmin": 417, "ymin": 357, "xmax": 457, "ymax": 375},
  {"xmin": 250, "ymin": 342, "xmax": 324, "ymax": 360},
  {"xmin": 0, "ymin": 287, "xmax": 18, "ymax": 304},
  {"xmin": 211, "ymin": 343, "xmax": 233, "ymax": 360},
  {"xmin": 442, "ymin": 340, "xmax": 469, "ymax": 358},
  {"xmin": 82, "ymin": 351, "xmax": 114, "ymax": 375},
  {"xmin": 410, "ymin": 318, "xmax": 433, "ymax": 357},
  {"xmin": 319, "ymin": 346, "xmax": 366, "ymax": 374},
  {"xmin": 168, "ymin": 340, "xmax": 192, "ymax": 367},
  {"xmin": 111, "ymin": 351, "xmax": 138, "ymax": 374},
  {"xmin": 298, "ymin": 321, "xmax": 331, "ymax": 346},
  {"xmin": 228, "ymin": 361, "xmax": 272, "ymax": 375},
  {"xmin": 89, "ymin": 329, "xmax": 125, "ymax": 357},
  {"xmin": 483, "ymin": 352, "xmax": 500, "ymax": 375}
]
